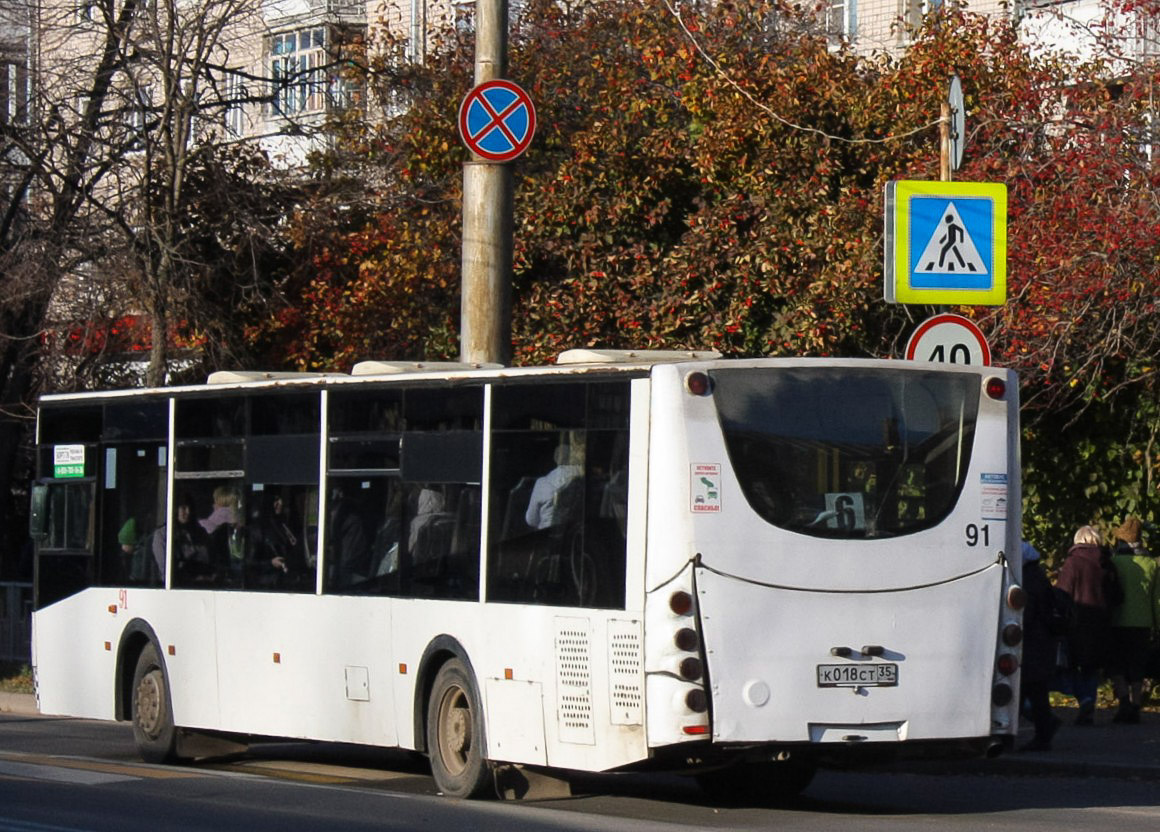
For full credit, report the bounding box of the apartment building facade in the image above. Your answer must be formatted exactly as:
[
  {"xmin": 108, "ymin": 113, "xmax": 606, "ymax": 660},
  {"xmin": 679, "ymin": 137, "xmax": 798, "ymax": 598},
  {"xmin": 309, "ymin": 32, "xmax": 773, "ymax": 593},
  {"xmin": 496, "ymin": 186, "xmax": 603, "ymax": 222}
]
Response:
[{"xmin": 14, "ymin": 0, "xmax": 1158, "ymax": 164}]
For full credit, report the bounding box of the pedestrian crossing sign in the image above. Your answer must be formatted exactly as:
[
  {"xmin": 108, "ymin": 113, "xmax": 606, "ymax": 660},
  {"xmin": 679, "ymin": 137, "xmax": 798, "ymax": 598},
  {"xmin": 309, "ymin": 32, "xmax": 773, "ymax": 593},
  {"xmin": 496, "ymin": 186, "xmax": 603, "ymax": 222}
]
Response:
[{"xmin": 884, "ymin": 180, "xmax": 1007, "ymax": 305}]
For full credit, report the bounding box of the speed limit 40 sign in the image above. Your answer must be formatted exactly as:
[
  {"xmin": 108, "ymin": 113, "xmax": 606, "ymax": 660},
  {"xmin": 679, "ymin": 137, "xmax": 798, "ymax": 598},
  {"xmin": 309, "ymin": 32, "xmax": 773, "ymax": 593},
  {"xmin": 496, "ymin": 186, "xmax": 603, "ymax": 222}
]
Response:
[{"xmin": 905, "ymin": 313, "xmax": 991, "ymax": 366}]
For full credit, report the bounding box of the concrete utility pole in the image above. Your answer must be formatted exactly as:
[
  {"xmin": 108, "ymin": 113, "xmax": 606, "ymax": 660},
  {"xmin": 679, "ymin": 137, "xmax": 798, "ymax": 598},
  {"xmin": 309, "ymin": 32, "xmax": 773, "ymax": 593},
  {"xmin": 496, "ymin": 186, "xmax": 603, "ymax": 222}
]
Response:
[{"xmin": 459, "ymin": 0, "xmax": 513, "ymax": 366}]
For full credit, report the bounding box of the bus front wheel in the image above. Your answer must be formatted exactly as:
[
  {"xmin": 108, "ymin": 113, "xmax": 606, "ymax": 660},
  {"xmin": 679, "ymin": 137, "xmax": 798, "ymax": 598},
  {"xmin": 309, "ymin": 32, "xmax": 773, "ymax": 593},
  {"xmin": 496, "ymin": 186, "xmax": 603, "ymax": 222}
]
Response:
[
  {"xmin": 131, "ymin": 642, "xmax": 178, "ymax": 763},
  {"xmin": 426, "ymin": 658, "xmax": 493, "ymax": 798}
]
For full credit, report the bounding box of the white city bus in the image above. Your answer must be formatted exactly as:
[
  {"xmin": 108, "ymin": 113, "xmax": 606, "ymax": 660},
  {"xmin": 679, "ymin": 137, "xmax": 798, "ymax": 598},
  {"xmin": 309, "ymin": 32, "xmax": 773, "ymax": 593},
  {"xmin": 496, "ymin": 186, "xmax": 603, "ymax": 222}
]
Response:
[{"xmin": 30, "ymin": 351, "xmax": 1024, "ymax": 800}]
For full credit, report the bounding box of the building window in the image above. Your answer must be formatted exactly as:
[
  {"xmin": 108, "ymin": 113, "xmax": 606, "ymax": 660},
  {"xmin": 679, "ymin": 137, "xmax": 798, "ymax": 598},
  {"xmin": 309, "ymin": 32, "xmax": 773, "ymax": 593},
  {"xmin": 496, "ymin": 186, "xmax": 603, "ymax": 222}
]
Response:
[
  {"xmin": 903, "ymin": 0, "xmax": 943, "ymax": 33},
  {"xmin": 452, "ymin": 0, "xmax": 474, "ymax": 36},
  {"xmin": 826, "ymin": 0, "xmax": 856, "ymax": 40},
  {"xmin": 1, "ymin": 59, "xmax": 29, "ymax": 125},
  {"xmin": 224, "ymin": 70, "xmax": 247, "ymax": 136},
  {"xmin": 76, "ymin": 1, "xmax": 99, "ymax": 24},
  {"xmin": 270, "ymin": 28, "xmax": 328, "ymax": 116},
  {"xmin": 127, "ymin": 85, "xmax": 152, "ymax": 149}
]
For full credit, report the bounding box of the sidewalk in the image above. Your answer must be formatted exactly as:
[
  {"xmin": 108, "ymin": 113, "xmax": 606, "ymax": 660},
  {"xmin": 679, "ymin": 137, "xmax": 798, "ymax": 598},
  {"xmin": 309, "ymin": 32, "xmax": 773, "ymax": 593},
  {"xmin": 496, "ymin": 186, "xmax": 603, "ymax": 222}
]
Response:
[
  {"xmin": 2, "ymin": 692, "xmax": 1158, "ymax": 781},
  {"xmin": 0, "ymin": 692, "xmax": 35, "ymax": 715},
  {"xmin": 983, "ymin": 704, "xmax": 1160, "ymax": 782}
]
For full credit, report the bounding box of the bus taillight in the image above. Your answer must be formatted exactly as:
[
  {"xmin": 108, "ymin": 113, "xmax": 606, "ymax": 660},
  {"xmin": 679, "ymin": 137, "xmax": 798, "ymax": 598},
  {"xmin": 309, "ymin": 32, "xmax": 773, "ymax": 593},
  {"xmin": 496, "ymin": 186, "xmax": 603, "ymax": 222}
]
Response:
[
  {"xmin": 678, "ymin": 656, "xmax": 704, "ymax": 681},
  {"xmin": 685, "ymin": 688, "xmax": 708, "ymax": 713},
  {"xmin": 674, "ymin": 627, "xmax": 699, "ymax": 651},
  {"xmin": 670, "ymin": 590, "xmax": 694, "ymax": 616},
  {"xmin": 996, "ymin": 653, "xmax": 1019, "ymax": 676},
  {"xmin": 1005, "ymin": 585, "xmax": 1026, "ymax": 611},
  {"xmin": 984, "ymin": 377, "xmax": 1007, "ymax": 400},
  {"xmin": 1001, "ymin": 623, "xmax": 1023, "ymax": 647},
  {"xmin": 992, "ymin": 683, "xmax": 1014, "ymax": 706}
]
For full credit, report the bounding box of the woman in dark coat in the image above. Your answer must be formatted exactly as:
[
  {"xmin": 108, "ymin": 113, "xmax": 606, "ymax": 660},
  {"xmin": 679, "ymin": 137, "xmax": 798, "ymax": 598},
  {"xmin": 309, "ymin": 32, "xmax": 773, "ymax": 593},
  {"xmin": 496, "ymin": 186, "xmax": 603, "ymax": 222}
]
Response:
[
  {"xmin": 1056, "ymin": 525, "xmax": 1112, "ymax": 725},
  {"xmin": 1018, "ymin": 542, "xmax": 1061, "ymax": 750}
]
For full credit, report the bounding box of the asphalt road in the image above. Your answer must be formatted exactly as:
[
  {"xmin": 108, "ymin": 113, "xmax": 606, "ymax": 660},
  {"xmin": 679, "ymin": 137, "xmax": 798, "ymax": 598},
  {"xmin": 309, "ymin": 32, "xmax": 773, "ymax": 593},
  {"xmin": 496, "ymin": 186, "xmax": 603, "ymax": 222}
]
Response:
[{"xmin": 1, "ymin": 713, "xmax": 1159, "ymax": 831}]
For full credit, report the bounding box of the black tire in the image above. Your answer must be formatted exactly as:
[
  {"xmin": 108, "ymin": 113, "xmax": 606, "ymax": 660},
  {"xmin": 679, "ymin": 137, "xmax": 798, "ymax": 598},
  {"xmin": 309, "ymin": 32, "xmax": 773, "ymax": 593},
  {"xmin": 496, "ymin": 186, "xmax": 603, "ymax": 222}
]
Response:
[
  {"xmin": 131, "ymin": 642, "xmax": 178, "ymax": 763},
  {"xmin": 697, "ymin": 759, "xmax": 816, "ymax": 806},
  {"xmin": 426, "ymin": 658, "xmax": 493, "ymax": 798}
]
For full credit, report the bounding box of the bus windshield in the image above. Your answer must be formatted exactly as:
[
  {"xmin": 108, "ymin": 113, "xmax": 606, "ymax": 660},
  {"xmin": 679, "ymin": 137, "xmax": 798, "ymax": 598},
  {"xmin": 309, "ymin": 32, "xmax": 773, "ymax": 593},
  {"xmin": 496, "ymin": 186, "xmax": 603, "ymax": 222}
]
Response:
[{"xmin": 710, "ymin": 366, "xmax": 979, "ymax": 539}]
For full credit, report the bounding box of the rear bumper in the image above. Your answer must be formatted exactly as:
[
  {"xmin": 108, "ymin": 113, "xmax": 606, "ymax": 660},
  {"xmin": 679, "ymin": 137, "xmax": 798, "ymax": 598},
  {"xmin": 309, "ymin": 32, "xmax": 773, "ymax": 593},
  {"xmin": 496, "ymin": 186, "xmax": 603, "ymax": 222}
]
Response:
[{"xmin": 631, "ymin": 735, "xmax": 1005, "ymax": 774}]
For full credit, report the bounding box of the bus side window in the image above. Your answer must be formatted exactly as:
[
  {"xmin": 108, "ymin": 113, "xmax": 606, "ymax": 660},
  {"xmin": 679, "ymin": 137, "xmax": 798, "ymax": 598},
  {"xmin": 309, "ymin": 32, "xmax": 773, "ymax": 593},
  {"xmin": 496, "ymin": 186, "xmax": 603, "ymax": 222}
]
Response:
[
  {"xmin": 324, "ymin": 385, "xmax": 483, "ymax": 601},
  {"xmin": 487, "ymin": 380, "xmax": 629, "ymax": 610},
  {"xmin": 33, "ymin": 481, "xmax": 96, "ymax": 609}
]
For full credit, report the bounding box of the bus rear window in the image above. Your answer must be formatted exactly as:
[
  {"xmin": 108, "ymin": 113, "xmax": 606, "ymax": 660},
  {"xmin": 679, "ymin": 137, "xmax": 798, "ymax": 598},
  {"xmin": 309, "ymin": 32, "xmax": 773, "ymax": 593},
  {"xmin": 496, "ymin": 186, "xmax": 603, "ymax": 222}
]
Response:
[{"xmin": 709, "ymin": 367, "xmax": 979, "ymax": 538}]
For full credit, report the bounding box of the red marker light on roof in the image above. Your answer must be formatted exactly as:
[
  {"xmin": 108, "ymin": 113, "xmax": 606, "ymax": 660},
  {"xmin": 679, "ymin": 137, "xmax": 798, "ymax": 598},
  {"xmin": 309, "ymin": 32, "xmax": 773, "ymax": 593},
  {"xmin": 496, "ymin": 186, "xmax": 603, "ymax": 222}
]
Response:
[
  {"xmin": 985, "ymin": 377, "xmax": 1006, "ymax": 400},
  {"xmin": 685, "ymin": 372, "xmax": 712, "ymax": 396}
]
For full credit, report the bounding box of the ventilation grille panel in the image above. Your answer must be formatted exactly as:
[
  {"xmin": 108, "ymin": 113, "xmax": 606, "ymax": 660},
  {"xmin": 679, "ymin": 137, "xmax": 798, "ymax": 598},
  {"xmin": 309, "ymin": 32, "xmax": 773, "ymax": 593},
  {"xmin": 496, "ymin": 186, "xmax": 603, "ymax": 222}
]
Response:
[
  {"xmin": 555, "ymin": 617, "xmax": 594, "ymax": 745},
  {"xmin": 608, "ymin": 620, "xmax": 644, "ymax": 725}
]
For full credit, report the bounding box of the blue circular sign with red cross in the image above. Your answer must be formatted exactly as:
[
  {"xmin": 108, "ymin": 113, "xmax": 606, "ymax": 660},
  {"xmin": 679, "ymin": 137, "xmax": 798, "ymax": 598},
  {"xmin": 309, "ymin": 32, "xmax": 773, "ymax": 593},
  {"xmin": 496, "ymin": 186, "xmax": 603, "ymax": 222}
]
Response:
[{"xmin": 458, "ymin": 79, "xmax": 536, "ymax": 162}]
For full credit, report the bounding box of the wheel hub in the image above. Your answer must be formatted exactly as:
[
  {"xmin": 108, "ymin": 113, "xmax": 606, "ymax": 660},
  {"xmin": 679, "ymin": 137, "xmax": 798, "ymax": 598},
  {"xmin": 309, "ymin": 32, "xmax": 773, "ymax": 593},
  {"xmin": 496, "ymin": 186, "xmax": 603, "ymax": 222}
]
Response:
[
  {"xmin": 446, "ymin": 708, "xmax": 469, "ymax": 754},
  {"xmin": 136, "ymin": 671, "xmax": 163, "ymax": 739}
]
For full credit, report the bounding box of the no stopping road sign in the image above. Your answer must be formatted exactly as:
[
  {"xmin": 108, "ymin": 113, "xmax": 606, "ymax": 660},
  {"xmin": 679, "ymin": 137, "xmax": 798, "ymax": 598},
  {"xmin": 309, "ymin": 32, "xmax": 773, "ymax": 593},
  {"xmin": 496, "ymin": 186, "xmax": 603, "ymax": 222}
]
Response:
[{"xmin": 459, "ymin": 79, "xmax": 536, "ymax": 162}]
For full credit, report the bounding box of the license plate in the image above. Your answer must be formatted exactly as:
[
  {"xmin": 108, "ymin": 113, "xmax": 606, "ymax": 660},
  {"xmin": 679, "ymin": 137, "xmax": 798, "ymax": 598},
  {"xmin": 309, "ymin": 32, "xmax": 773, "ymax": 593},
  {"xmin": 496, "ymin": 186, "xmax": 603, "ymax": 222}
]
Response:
[{"xmin": 816, "ymin": 663, "xmax": 898, "ymax": 688}]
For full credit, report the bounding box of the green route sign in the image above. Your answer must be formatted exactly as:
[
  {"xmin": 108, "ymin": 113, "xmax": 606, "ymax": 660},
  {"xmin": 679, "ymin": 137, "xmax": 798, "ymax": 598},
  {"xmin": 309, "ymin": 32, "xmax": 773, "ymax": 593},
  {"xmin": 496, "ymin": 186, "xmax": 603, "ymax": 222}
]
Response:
[{"xmin": 53, "ymin": 444, "xmax": 86, "ymax": 478}]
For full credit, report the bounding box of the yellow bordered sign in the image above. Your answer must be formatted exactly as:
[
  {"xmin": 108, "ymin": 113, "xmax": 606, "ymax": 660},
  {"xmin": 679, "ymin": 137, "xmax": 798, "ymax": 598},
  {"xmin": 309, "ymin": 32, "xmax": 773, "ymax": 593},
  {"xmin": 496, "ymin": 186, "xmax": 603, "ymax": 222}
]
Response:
[{"xmin": 884, "ymin": 181, "xmax": 1007, "ymax": 306}]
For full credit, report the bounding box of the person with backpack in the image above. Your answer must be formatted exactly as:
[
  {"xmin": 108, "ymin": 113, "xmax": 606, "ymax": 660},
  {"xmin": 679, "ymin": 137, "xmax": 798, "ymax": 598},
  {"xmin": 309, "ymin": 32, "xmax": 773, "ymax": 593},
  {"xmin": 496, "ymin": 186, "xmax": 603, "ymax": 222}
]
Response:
[
  {"xmin": 1107, "ymin": 516, "xmax": 1157, "ymax": 724},
  {"xmin": 1056, "ymin": 525, "xmax": 1115, "ymax": 725}
]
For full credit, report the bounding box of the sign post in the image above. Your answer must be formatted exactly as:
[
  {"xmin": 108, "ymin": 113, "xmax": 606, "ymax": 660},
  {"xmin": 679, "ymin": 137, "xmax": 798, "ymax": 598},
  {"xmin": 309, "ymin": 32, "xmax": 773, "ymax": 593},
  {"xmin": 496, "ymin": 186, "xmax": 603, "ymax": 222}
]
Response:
[{"xmin": 459, "ymin": 0, "xmax": 521, "ymax": 366}]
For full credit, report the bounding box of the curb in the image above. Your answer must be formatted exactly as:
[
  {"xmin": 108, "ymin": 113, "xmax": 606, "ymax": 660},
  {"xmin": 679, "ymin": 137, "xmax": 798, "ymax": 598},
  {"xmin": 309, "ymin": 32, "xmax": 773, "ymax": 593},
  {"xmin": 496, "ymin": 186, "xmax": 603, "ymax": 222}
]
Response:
[{"xmin": 0, "ymin": 692, "xmax": 37, "ymax": 716}]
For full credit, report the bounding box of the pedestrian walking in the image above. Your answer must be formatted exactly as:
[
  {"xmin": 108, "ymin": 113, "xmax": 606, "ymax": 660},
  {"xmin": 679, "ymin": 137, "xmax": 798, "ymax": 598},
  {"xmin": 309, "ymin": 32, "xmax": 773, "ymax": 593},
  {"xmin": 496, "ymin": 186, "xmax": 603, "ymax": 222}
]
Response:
[
  {"xmin": 1056, "ymin": 525, "xmax": 1114, "ymax": 725},
  {"xmin": 1107, "ymin": 517, "xmax": 1156, "ymax": 723},
  {"xmin": 1018, "ymin": 541, "xmax": 1062, "ymax": 750}
]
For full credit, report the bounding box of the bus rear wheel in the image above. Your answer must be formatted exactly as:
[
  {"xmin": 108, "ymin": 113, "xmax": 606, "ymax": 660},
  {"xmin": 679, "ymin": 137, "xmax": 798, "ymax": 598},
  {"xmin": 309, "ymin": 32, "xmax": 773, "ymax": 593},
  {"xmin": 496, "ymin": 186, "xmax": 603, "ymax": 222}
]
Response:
[
  {"xmin": 426, "ymin": 658, "xmax": 493, "ymax": 798},
  {"xmin": 131, "ymin": 642, "xmax": 178, "ymax": 763},
  {"xmin": 697, "ymin": 758, "xmax": 816, "ymax": 806}
]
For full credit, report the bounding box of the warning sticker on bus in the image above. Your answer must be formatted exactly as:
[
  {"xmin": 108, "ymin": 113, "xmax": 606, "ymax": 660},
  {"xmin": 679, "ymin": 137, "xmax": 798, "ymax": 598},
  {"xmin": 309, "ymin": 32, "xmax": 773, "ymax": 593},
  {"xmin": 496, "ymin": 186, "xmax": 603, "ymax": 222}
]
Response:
[
  {"xmin": 691, "ymin": 463, "xmax": 722, "ymax": 513},
  {"xmin": 980, "ymin": 473, "xmax": 1008, "ymax": 521}
]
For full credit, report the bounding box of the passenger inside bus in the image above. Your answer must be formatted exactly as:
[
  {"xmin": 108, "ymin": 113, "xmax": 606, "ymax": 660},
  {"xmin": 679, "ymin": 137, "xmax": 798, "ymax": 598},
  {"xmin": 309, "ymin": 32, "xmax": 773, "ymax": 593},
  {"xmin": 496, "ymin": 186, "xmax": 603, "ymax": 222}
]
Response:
[
  {"xmin": 525, "ymin": 444, "xmax": 584, "ymax": 531},
  {"xmin": 326, "ymin": 485, "xmax": 371, "ymax": 590},
  {"xmin": 116, "ymin": 517, "xmax": 157, "ymax": 584},
  {"xmin": 201, "ymin": 485, "xmax": 244, "ymax": 585},
  {"xmin": 249, "ymin": 489, "xmax": 312, "ymax": 591},
  {"xmin": 200, "ymin": 485, "xmax": 239, "ymax": 537},
  {"xmin": 159, "ymin": 494, "xmax": 213, "ymax": 584}
]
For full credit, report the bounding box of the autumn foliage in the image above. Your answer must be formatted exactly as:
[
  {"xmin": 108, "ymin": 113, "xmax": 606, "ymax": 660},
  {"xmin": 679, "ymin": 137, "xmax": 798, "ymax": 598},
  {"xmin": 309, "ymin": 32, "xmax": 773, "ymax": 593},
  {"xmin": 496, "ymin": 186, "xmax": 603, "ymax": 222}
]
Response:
[{"xmin": 252, "ymin": 0, "xmax": 1160, "ymax": 555}]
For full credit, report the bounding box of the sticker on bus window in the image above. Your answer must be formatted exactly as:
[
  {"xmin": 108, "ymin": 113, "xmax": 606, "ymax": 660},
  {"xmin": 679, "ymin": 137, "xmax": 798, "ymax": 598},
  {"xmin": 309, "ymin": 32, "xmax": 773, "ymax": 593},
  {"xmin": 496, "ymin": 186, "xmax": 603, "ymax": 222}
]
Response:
[
  {"xmin": 691, "ymin": 463, "xmax": 722, "ymax": 513},
  {"xmin": 824, "ymin": 492, "xmax": 866, "ymax": 531},
  {"xmin": 980, "ymin": 473, "xmax": 1008, "ymax": 521},
  {"xmin": 53, "ymin": 444, "xmax": 85, "ymax": 479}
]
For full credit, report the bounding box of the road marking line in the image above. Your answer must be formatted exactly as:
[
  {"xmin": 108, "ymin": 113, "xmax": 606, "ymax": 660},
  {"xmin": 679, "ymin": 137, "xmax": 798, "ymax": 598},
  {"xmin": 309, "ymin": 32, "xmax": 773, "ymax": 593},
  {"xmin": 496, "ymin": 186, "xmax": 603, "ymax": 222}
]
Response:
[
  {"xmin": 0, "ymin": 760, "xmax": 136, "ymax": 786},
  {"xmin": 0, "ymin": 752, "xmax": 199, "ymax": 781}
]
